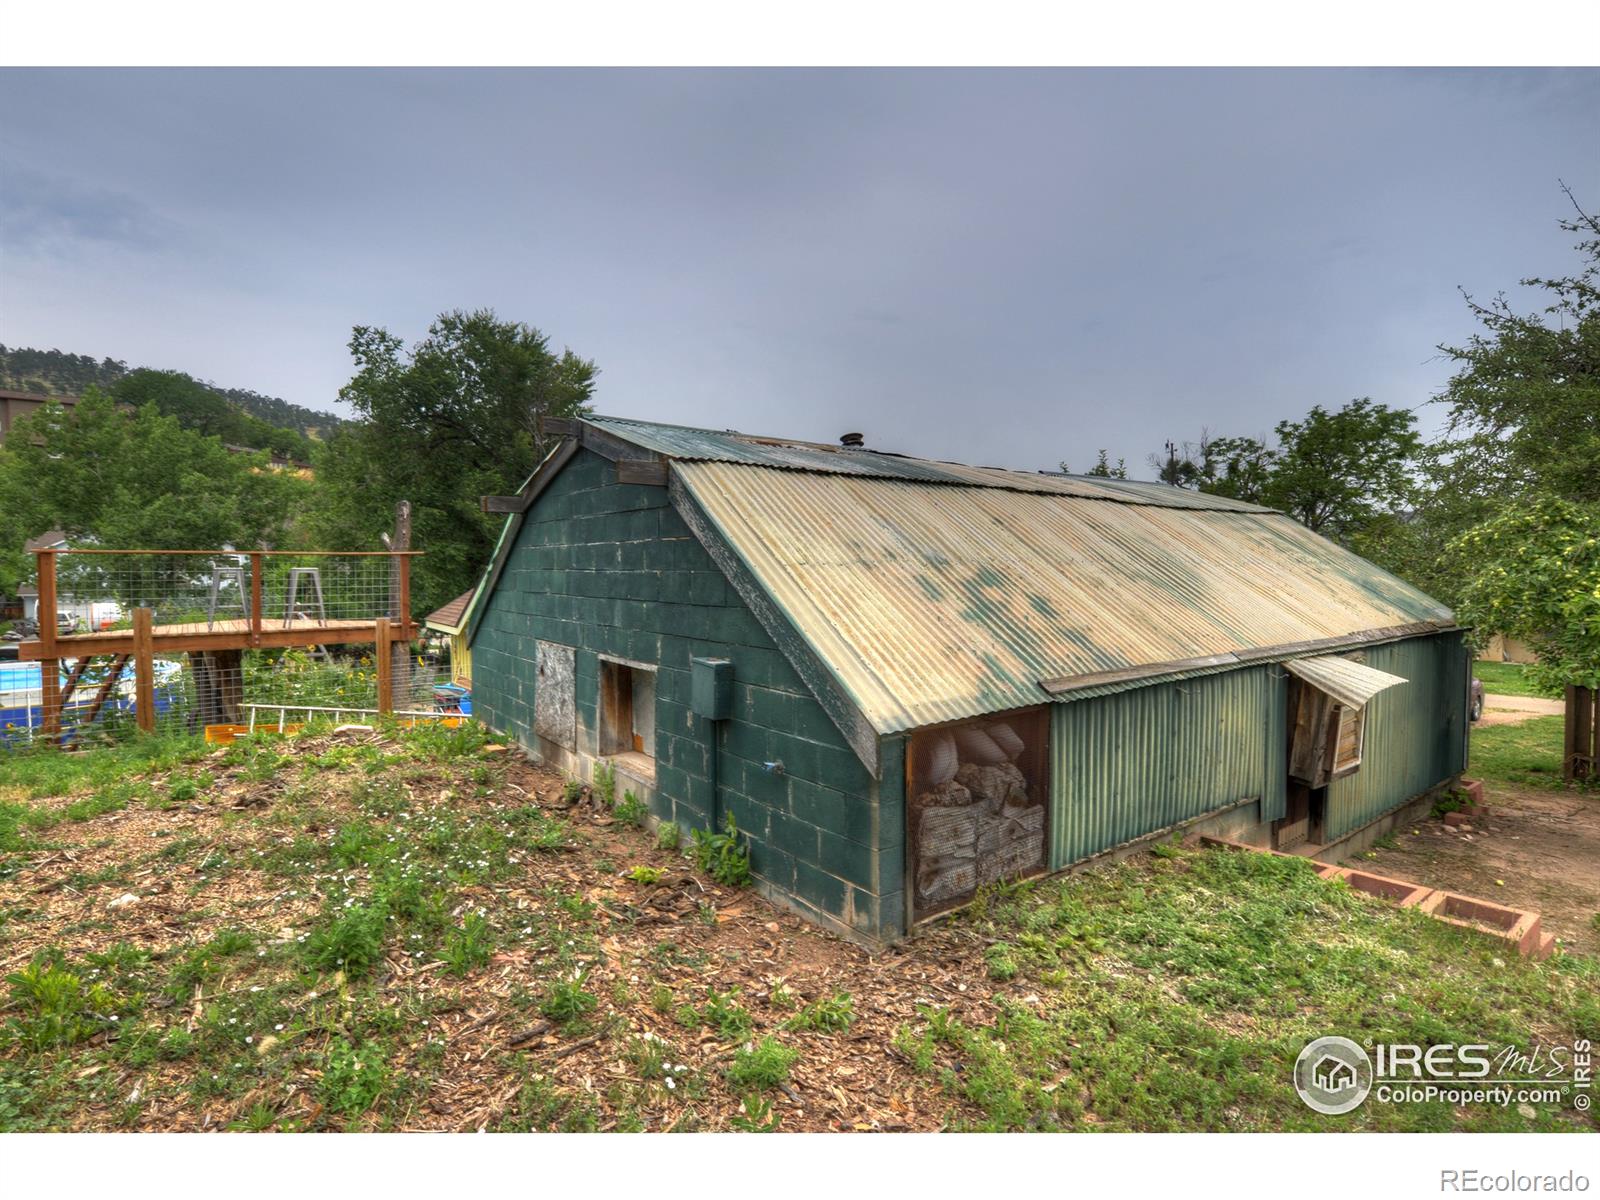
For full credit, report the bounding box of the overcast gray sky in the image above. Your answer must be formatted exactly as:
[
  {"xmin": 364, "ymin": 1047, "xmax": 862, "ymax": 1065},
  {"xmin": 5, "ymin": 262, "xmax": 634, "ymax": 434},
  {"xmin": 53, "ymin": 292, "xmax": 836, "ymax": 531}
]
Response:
[{"xmin": 1, "ymin": 68, "xmax": 1596, "ymax": 475}]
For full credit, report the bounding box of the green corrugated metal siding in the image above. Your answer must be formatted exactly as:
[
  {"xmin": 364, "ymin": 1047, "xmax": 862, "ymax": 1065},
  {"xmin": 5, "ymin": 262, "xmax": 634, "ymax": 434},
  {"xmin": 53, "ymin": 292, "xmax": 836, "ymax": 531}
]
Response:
[
  {"xmin": 1324, "ymin": 632, "xmax": 1469, "ymax": 841},
  {"xmin": 1050, "ymin": 664, "xmax": 1287, "ymax": 867}
]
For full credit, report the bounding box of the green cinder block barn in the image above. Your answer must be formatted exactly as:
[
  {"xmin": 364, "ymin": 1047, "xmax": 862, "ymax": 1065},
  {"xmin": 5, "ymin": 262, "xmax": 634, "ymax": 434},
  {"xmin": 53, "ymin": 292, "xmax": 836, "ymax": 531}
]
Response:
[{"xmin": 465, "ymin": 416, "xmax": 1469, "ymax": 944}]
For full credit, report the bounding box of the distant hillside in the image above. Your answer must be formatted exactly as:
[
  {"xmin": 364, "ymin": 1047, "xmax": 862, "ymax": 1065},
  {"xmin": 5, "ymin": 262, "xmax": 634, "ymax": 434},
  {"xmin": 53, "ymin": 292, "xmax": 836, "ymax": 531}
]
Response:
[{"xmin": 0, "ymin": 345, "xmax": 343, "ymax": 441}]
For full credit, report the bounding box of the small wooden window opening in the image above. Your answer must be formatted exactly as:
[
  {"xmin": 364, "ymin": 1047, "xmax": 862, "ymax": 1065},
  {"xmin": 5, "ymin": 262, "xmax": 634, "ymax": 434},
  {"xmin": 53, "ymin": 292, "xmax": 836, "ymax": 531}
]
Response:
[{"xmin": 599, "ymin": 658, "xmax": 657, "ymax": 766}]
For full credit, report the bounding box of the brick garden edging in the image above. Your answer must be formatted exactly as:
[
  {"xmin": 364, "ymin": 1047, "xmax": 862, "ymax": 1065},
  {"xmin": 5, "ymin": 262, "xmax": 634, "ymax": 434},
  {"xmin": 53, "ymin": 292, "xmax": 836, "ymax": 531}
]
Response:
[{"xmin": 1197, "ymin": 835, "xmax": 1556, "ymax": 959}]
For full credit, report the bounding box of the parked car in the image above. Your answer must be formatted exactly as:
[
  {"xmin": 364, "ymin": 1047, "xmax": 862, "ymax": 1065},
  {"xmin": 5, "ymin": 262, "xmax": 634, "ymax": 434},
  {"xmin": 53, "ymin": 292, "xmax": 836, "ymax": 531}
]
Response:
[{"xmin": 1469, "ymin": 676, "xmax": 1484, "ymax": 722}]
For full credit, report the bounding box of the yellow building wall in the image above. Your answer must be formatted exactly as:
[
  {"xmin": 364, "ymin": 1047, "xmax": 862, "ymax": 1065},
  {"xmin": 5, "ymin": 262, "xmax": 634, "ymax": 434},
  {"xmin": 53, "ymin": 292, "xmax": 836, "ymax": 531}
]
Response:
[{"xmin": 450, "ymin": 632, "xmax": 472, "ymax": 684}]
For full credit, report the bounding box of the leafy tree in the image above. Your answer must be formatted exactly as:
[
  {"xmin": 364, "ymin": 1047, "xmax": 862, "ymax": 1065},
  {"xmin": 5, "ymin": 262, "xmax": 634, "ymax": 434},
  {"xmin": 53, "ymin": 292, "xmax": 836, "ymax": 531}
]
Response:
[
  {"xmin": 1433, "ymin": 184, "xmax": 1600, "ymax": 508},
  {"xmin": 1063, "ymin": 449, "xmax": 1128, "ymax": 478},
  {"xmin": 306, "ymin": 309, "xmax": 596, "ymax": 612},
  {"xmin": 1149, "ymin": 400, "xmax": 1420, "ymax": 539},
  {"xmin": 1416, "ymin": 188, "xmax": 1600, "ymax": 671},
  {"xmin": 1199, "ymin": 435, "xmax": 1276, "ymax": 505},
  {"xmin": 0, "ymin": 389, "xmax": 304, "ymax": 595},
  {"xmin": 1259, "ymin": 399, "xmax": 1420, "ymax": 539},
  {"xmin": 1451, "ymin": 497, "xmax": 1600, "ymax": 690}
]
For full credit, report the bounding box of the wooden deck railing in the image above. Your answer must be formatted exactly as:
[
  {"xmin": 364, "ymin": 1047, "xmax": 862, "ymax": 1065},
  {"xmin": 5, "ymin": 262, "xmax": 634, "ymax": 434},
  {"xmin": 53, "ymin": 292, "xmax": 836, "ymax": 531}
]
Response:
[{"xmin": 22, "ymin": 548, "xmax": 421, "ymax": 739}]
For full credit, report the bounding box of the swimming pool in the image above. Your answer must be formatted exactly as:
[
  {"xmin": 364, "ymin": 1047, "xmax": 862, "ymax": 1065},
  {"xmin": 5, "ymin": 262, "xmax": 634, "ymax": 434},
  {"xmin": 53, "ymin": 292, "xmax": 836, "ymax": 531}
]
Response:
[{"xmin": 0, "ymin": 658, "xmax": 186, "ymax": 744}]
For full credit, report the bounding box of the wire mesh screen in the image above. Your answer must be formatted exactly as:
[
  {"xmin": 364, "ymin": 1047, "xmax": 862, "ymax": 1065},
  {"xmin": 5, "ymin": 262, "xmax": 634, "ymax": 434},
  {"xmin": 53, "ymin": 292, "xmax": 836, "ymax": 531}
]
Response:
[
  {"xmin": 46, "ymin": 552, "xmax": 404, "ymax": 634},
  {"xmin": 906, "ymin": 706, "xmax": 1050, "ymax": 919}
]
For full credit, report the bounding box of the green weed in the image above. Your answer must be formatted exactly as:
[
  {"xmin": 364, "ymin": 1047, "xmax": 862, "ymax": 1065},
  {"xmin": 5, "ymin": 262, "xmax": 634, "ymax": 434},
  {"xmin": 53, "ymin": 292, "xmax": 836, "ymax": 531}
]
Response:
[
  {"xmin": 614, "ymin": 789, "xmax": 648, "ymax": 827},
  {"xmin": 785, "ymin": 990, "xmax": 854, "ymax": 1033},
  {"xmin": 440, "ymin": 913, "xmax": 495, "ymax": 977},
  {"xmin": 727, "ymin": 1037, "xmax": 797, "ymax": 1092},
  {"xmin": 301, "ymin": 903, "xmax": 388, "ymax": 976},
  {"xmin": 4, "ymin": 952, "xmax": 121, "ymax": 1049},
  {"xmin": 318, "ymin": 1036, "xmax": 387, "ymax": 1118},
  {"xmin": 540, "ymin": 972, "xmax": 598, "ymax": 1026},
  {"xmin": 690, "ymin": 814, "xmax": 752, "ymax": 888}
]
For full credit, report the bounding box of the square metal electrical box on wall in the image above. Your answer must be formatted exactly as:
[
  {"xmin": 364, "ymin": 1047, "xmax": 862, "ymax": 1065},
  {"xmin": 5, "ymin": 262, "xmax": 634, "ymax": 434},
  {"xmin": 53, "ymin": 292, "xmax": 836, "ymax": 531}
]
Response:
[{"xmin": 690, "ymin": 658, "xmax": 734, "ymax": 719}]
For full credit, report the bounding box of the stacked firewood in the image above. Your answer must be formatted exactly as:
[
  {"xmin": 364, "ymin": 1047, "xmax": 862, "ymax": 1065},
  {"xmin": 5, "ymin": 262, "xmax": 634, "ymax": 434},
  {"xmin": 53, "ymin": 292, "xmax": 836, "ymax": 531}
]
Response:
[{"xmin": 912, "ymin": 720, "xmax": 1045, "ymax": 906}]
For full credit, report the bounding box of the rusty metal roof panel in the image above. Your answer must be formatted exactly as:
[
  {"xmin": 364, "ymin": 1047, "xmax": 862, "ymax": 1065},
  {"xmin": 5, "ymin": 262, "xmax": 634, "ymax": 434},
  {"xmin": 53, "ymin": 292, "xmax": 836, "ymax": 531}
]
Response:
[
  {"xmin": 586, "ymin": 416, "xmax": 1271, "ymax": 512},
  {"xmin": 674, "ymin": 461, "xmax": 1454, "ymax": 735}
]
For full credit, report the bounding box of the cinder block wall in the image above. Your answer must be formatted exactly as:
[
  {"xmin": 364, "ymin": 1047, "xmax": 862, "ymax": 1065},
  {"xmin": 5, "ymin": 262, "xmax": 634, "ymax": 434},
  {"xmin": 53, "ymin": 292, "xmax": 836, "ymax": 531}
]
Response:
[{"xmin": 472, "ymin": 447, "xmax": 906, "ymax": 942}]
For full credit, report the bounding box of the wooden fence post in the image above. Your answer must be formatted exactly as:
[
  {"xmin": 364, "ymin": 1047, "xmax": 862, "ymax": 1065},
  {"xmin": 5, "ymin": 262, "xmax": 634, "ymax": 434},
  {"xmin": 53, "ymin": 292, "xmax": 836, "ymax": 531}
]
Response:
[
  {"xmin": 249, "ymin": 552, "xmax": 264, "ymax": 647},
  {"xmin": 37, "ymin": 549, "xmax": 59, "ymax": 741},
  {"xmin": 386, "ymin": 502, "xmax": 412, "ymax": 709},
  {"xmin": 1566, "ymin": 684, "xmax": 1597, "ymax": 784},
  {"xmin": 133, "ymin": 607, "xmax": 156, "ymax": 734},
  {"xmin": 376, "ymin": 619, "xmax": 394, "ymax": 715}
]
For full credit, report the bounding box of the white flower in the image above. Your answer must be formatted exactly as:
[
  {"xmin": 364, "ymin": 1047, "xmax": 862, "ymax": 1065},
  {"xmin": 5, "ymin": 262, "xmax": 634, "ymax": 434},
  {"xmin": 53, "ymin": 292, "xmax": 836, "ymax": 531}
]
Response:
[{"xmin": 665, "ymin": 1077, "xmax": 675, "ymax": 1090}]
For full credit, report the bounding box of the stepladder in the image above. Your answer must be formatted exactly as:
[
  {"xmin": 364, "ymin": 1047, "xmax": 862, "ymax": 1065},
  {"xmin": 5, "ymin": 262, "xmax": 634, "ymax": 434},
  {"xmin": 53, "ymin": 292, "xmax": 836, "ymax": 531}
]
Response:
[
  {"xmin": 206, "ymin": 566, "xmax": 249, "ymax": 629},
  {"xmin": 283, "ymin": 567, "xmax": 328, "ymax": 628}
]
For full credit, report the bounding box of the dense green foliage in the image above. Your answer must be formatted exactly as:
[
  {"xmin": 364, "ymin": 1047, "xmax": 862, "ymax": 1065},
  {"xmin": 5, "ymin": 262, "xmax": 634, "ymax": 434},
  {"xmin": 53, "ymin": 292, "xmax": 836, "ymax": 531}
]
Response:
[
  {"xmin": 0, "ymin": 389, "xmax": 307, "ymax": 592},
  {"xmin": 304, "ymin": 310, "xmax": 596, "ymax": 613},
  {"xmin": 1150, "ymin": 397, "xmax": 1421, "ymax": 540},
  {"xmin": 1453, "ymin": 496, "xmax": 1600, "ymax": 689},
  {"xmin": 0, "ymin": 345, "xmax": 339, "ymax": 442},
  {"xmin": 111, "ymin": 369, "xmax": 316, "ymax": 461}
]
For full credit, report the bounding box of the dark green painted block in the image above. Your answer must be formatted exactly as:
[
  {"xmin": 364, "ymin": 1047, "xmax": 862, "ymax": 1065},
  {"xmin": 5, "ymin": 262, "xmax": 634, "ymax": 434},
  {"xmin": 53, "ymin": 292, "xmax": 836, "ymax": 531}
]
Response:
[
  {"xmin": 723, "ymin": 721, "xmax": 771, "ymax": 764},
  {"xmin": 721, "ymin": 792, "xmax": 770, "ymax": 841},
  {"xmin": 767, "ymin": 809, "xmax": 819, "ymax": 862},
  {"xmin": 751, "ymin": 842, "xmax": 796, "ymax": 890},
  {"xmin": 789, "ymin": 779, "xmax": 846, "ymax": 831},
  {"xmin": 817, "ymin": 827, "xmax": 874, "ymax": 887},
  {"xmin": 794, "ymin": 861, "xmax": 847, "ymax": 919}
]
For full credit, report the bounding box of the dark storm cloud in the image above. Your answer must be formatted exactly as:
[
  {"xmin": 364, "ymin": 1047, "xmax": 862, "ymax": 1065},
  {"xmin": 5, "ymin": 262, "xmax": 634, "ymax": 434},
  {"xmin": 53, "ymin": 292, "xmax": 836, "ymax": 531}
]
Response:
[
  {"xmin": 0, "ymin": 68, "xmax": 1596, "ymax": 474},
  {"xmin": 0, "ymin": 164, "xmax": 175, "ymax": 252}
]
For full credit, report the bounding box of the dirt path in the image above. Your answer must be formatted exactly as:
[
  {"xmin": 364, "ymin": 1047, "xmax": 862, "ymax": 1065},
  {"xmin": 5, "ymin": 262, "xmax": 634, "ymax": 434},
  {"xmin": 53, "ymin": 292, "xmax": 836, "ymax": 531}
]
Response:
[
  {"xmin": 1349, "ymin": 782, "xmax": 1600, "ymax": 956},
  {"xmin": 1477, "ymin": 694, "xmax": 1565, "ymax": 727}
]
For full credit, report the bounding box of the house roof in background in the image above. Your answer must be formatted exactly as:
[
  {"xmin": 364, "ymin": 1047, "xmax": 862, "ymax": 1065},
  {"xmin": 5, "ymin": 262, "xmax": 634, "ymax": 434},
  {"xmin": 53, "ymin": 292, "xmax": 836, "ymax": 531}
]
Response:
[{"xmin": 424, "ymin": 589, "xmax": 475, "ymax": 633}]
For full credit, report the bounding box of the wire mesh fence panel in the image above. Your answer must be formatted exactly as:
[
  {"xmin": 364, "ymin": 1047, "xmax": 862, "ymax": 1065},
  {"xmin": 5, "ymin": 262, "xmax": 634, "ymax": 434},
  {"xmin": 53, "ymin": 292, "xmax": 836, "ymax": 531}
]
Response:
[
  {"xmin": 2, "ymin": 548, "xmax": 447, "ymax": 751},
  {"xmin": 44, "ymin": 551, "xmax": 406, "ymax": 635}
]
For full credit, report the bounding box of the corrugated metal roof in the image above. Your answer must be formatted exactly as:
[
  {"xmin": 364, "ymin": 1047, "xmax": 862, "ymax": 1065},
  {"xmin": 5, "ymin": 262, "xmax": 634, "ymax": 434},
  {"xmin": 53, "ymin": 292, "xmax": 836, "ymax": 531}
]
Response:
[
  {"xmin": 587, "ymin": 416, "xmax": 1269, "ymax": 512},
  {"xmin": 675, "ymin": 461, "xmax": 1454, "ymax": 735},
  {"xmin": 1284, "ymin": 654, "xmax": 1408, "ymax": 708}
]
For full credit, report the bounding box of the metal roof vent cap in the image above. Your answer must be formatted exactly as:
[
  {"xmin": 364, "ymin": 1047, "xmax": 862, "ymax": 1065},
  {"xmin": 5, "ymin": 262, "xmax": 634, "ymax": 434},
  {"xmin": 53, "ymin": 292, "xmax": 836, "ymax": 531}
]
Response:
[{"xmin": 840, "ymin": 432, "xmax": 865, "ymax": 448}]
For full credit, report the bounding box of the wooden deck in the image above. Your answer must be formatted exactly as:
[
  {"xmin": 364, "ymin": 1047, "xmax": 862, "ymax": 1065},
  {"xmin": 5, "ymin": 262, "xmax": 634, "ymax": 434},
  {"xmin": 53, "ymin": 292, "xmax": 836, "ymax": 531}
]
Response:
[{"xmin": 17, "ymin": 617, "xmax": 391, "ymax": 661}]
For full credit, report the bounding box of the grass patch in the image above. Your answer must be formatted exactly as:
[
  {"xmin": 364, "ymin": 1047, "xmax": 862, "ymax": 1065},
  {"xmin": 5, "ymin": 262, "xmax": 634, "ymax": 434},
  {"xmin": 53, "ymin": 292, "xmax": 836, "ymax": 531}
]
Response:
[
  {"xmin": 1473, "ymin": 660, "xmax": 1561, "ymax": 699},
  {"xmin": 915, "ymin": 845, "xmax": 1600, "ymax": 1131},
  {"xmin": 1469, "ymin": 715, "xmax": 1575, "ymax": 790},
  {"xmin": 784, "ymin": 991, "xmax": 854, "ymax": 1033},
  {"xmin": 541, "ymin": 972, "xmax": 598, "ymax": 1026},
  {"xmin": 0, "ymin": 732, "xmax": 209, "ymax": 801}
]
